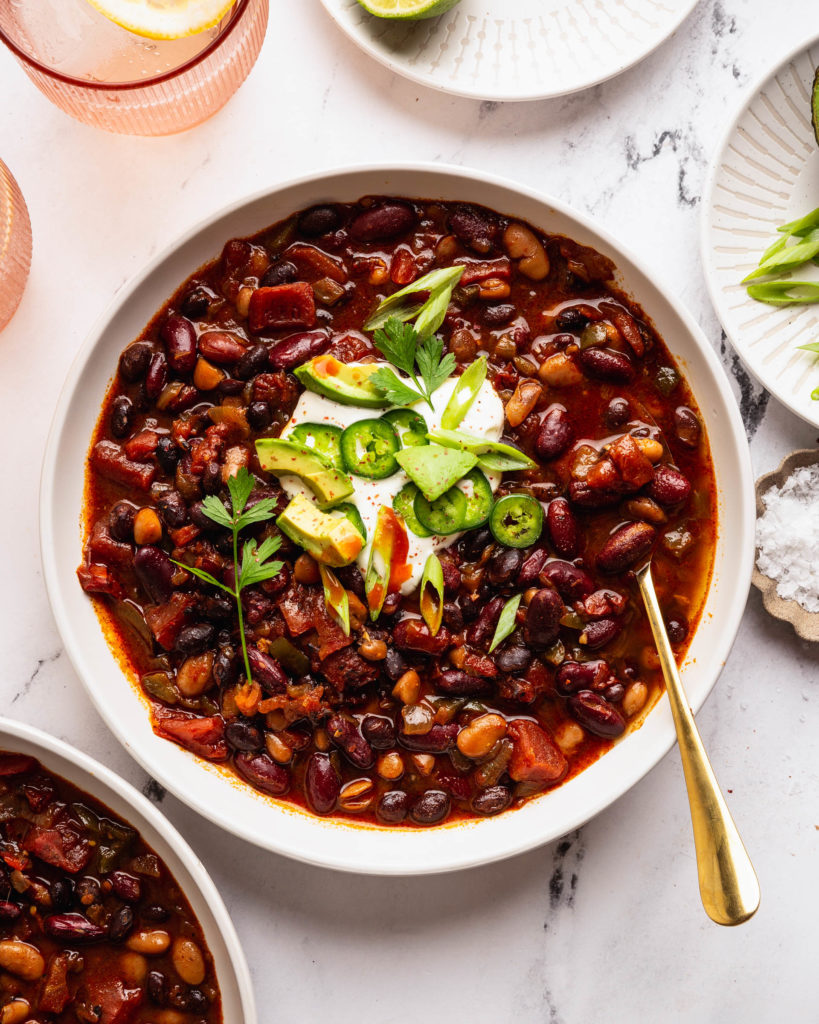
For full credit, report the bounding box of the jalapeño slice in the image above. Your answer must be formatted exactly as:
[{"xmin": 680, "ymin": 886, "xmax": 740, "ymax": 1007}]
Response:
[
  {"xmin": 414, "ymin": 485, "xmax": 468, "ymax": 535},
  {"xmin": 456, "ymin": 468, "xmax": 493, "ymax": 530},
  {"xmin": 340, "ymin": 418, "xmax": 400, "ymax": 479},
  {"xmin": 382, "ymin": 408, "xmax": 429, "ymax": 448},
  {"xmin": 393, "ymin": 483, "xmax": 432, "ymax": 538},
  {"xmin": 289, "ymin": 422, "xmax": 344, "ymax": 470},
  {"xmin": 489, "ymin": 493, "xmax": 543, "ymax": 548}
]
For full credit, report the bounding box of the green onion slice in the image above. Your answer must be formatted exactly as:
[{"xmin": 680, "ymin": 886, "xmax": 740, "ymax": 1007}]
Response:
[
  {"xmin": 419, "ymin": 553, "xmax": 445, "ymax": 637},
  {"xmin": 489, "ymin": 593, "xmax": 522, "ymax": 653},
  {"xmin": 319, "ymin": 565, "xmax": 350, "ymax": 636},
  {"xmin": 441, "ymin": 356, "xmax": 487, "ymax": 430}
]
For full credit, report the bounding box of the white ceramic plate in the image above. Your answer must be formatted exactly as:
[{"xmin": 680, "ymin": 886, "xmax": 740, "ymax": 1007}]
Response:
[
  {"xmin": 702, "ymin": 36, "xmax": 819, "ymax": 429},
  {"xmin": 0, "ymin": 717, "xmax": 256, "ymax": 1022},
  {"xmin": 319, "ymin": 0, "xmax": 701, "ymax": 102},
  {"xmin": 42, "ymin": 164, "xmax": 754, "ymax": 875}
]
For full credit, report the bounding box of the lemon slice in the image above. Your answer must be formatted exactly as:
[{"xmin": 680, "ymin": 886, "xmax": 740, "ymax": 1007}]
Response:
[
  {"xmin": 85, "ymin": 0, "xmax": 236, "ymax": 40},
  {"xmin": 355, "ymin": 0, "xmax": 462, "ymax": 19}
]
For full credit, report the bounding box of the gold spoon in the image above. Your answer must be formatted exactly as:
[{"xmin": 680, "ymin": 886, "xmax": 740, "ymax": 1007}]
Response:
[{"xmin": 635, "ymin": 562, "xmax": 760, "ymax": 925}]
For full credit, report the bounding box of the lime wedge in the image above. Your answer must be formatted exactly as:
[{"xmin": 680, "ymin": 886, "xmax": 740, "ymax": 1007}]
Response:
[
  {"xmin": 355, "ymin": 0, "xmax": 462, "ymax": 19},
  {"xmin": 812, "ymin": 67, "xmax": 819, "ymax": 148},
  {"xmin": 84, "ymin": 0, "xmax": 236, "ymax": 40}
]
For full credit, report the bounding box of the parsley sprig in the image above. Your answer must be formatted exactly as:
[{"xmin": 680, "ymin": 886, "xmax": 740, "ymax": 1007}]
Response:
[
  {"xmin": 370, "ymin": 318, "xmax": 456, "ymax": 411},
  {"xmin": 171, "ymin": 467, "xmax": 282, "ymax": 688}
]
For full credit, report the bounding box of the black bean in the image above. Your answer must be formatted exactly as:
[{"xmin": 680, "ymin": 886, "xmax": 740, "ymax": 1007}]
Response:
[
  {"xmin": 201, "ymin": 461, "xmax": 221, "ymax": 495},
  {"xmin": 494, "ymin": 644, "xmax": 532, "ymax": 675},
  {"xmin": 156, "ymin": 490, "xmax": 187, "ymax": 529},
  {"xmin": 458, "ymin": 527, "xmax": 493, "ymax": 561},
  {"xmin": 247, "ymin": 401, "xmax": 272, "ymax": 431},
  {"xmin": 410, "ymin": 790, "xmax": 450, "ymax": 825},
  {"xmin": 200, "ymin": 595, "xmax": 233, "ymax": 622},
  {"xmin": 147, "ymin": 970, "xmax": 168, "ymax": 1006},
  {"xmin": 442, "ymin": 600, "xmax": 464, "ymax": 632},
  {"xmin": 109, "ymin": 502, "xmax": 136, "ymax": 542},
  {"xmin": 225, "ymin": 720, "xmax": 263, "ymax": 752},
  {"xmin": 361, "ymin": 715, "xmax": 396, "ymax": 749},
  {"xmin": 213, "ymin": 648, "xmax": 237, "ymax": 687},
  {"xmin": 259, "ymin": 260, "xmax": 298, "ymax": 288},
  {"xmin": 383, "ymin": 648, "xmax": 408, "ymax": 683},
  {"xmin": 605, "ymin": 397, "xmax": 630, "ymax": 428},
  {"xmin": 179, "ymin": 287, "xmax": 212, "ymax": 319},
  {"xmin": 142, "ymin": 905, "xmax": 170, "ymax": 923},
  {"xmin": 555, "ymin": 307, "xmax": 589, "ymax": 332},
  {"xmin": 110, "ymin": 395, "xmax": 133, "ymax": 438},
  {"xmin": 217, "ymin": 377, "xmax": 246, "ymax": 396},
  {"xmin": 175, "ymin": 623, "xmax": 215, "ymax": 656},
  {"xmin": 49, "ymin": 878, "xmax": 74, "ymax": 912},
  {"xmin": 298, "ymin": 205, "xmax": 343, "ymax": 237},
  {"xmin": 482, "ymin": 303, "xmax": 516, "ymax": 326},
  {"xmin": 376, "ymin": 790, "xmax": 409, "ymax": 824},
  {"xmin": 666, "ymin": 616, "xmax": 689, "ymax": 644},
  {"xmin": 155, "ymin": 436, "xmax": 180, "ymax": 473},
  {"xmin": 471, "ymin": 786, "xmax": 512, "ymax": 816},
  {"xmin": 133, "ymin": 546, "xmax": 174, "ymax": 604},
  {"xmin": 236, "ymin": 342, "xmax": 268, "ymax": 380},
  {"xmin": 119, "ymin": 342, "xmax": 152, "ymax": 382},
  {"xmin": 487, "ymin": 547, "xmax": 523, "ymax": 587},
  {"xmin": 109, "ymin": 905, "xmax": 135, "ymax": 942}
]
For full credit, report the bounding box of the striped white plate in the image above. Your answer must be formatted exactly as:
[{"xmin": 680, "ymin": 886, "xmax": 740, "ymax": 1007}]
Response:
[
  {"xmin": 319, "ymin": 0, "xmax": 700, "ymax": 102},
  {"xmin": 703, "ymin": 37, "xmax": 819, "ymax": 428}
]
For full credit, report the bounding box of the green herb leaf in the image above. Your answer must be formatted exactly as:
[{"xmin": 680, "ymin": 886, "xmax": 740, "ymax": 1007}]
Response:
[
  {"xmin": 489, "ymin": 593, "xmax": 522, "ymax": 653},
  {"xmin": 419, "ymin": 553, "xmax": 444, "ymax": 637},
  {"xmin": 239, "ymin": 536, "xmax": 283, "ymax": 590},
  {"xmin": 364, "ymin": 266, "xmax": 465, "ymax": 336},
  {"xmin": 227, "ymin": 468, "xmax": 255, "ymax": 517},
  {"xmin": 747, "ymin": 281, "xmax": 819, "ymax": 305},
  {"xmin": 369, "ymin": 367, "xmax": 424, "ymax": 407},
  {"xmin": 373, "ymin": 318, "xmax": 419, "ymax": 376},
  {"xmin": 416, "ymin": 334, "xmax": 456, "ymax": 400},
  {"xmin": 236, "ymin": 497, "xmax": 280, "ymax": 530},
  {"xmin": 199, "ymin": 495, "xmax": 234, "ymax": 530},
  {"xmin": 170, "ymin": 560, "xmax": 233, "ymax": 595}
]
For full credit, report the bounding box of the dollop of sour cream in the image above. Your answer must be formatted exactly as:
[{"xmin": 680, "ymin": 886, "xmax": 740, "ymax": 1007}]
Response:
[{"xmin": 279, "ymin": 362, "xmax": 505, "ymax": 593}]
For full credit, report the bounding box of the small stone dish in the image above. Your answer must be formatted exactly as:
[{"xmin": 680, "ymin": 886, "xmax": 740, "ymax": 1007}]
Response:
[{"xmin": 753, "ymin": 448, "xmax": 819, "ymax": 642}]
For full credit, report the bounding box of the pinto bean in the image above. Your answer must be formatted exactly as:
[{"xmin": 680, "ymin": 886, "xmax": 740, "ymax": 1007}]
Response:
[
  {"xmin": 568, "ymin": 691, "xmax": 626, "ymax": 738},
  {"xmin": 647, "ymin": 465, "xmax": 692, "ymax": 506},
  {"xmin": 198, "ymin": 331, "xmax": 246, "ymax": 365},
  {"xmin": 535, "ymin": 405, "xmax": 573, "ymax": 460},
  {"xmin": 524, "ymin": 588, "xmax": 563, "ymax": 647},
  {"xmin": 234, "ymin": 752, "xmax": 290, "ymax": 796},
  {"xmin": 597, "ymin": 522, "xmax": 655, "ymax": 573},
  {"xmin": 0, "ymin": 941, "xmax": 44, "ymax": 980},
  {"xmin": 161, "ymin": 315, "xmax": 197, "ymax": 374},
  {"xmin": 305, "ymin": 753, "xmax": 340, "ymax": 814},
  {"xmin": 503, "ymin": 222, "xmax": 550, "ymax": 280},
  {"xmin": 546, "ymin": 498, "xmax": 578, "ymax": 558},
  {"xmin": 578, "ymin": 347, "xmax": 635, "ymax": 383},
  {"xmin": 538, "ymin": 560, "xmax": 593, "ymax": 600},
  {"xmin": 268, "ymin": 329, "xmax": 330, "ymax": 370},
  {"xmin": 505, "ymin": 379, "xmax": 542, "ymax": 427},
  {"xmin": 348, "ymin": 202, "xmax": 416, "ymax": 242},
  {"xmin": 326, "ymin": 714, "xmax": 374, "ymax": 769},
  {"xmin": 172, "ymin": 938, "xmax": 205, "ymax": 986}
]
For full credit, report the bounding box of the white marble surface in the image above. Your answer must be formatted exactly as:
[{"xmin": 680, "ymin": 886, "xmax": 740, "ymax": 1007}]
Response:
[{"xmin": 1, "ymin": 0, "xmax": 818, "ymax": 1020}]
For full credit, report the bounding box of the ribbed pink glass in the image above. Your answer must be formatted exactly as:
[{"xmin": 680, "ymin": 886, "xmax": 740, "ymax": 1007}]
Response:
[
  {"xmin": 0, "ymin": 0, "xmax": 268, "ymax": 136},
  {"xmin": 0, "ymin": 161, "xmax": 32, "ymax": 333}
]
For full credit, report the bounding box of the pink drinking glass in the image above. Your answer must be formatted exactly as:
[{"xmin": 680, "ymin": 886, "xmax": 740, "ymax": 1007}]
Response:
[
  {"xmin": 0, "ymin": 0, "xmax": 268, "ymax": 136},
  {"xmin": 0, "ymin": 161, "xmax": 32, "ymax": 332}
]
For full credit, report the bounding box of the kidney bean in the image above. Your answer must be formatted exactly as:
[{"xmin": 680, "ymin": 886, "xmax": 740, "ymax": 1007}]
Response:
[
  {"xmin": 674, "ymin": 406, "xmax": 701, "ymax": 448},
  {"xmin": 119, "ymin": 342, "xmax": 152, "ymax": 382},
  {"xmin": 377, "ymin": 790, "xmax": 409, "ymax": 824},
  {"xmin": 161, "ymin": 315, "xmax": 197, "ymax": 374},
  {"xmin": 198, "ymin": 331, "xmax": 246, "ymax": 365},
  {"xmin": 449, "ymin": 205, "xmax": 498, "ymax": 252},
  {"xmin": 298, "ymin": 204, "xmax": 343, "ymax": 237},
  {"xmin": 305, "ymin": 753, "xmax": 340, "ymax": 814},
  {"xmin": 400, "ymin": 722, "xmax": 458, "ymax": 752},
  {"xmin": 109, "ymin": 906, "xmax": 135, "ymax": 942},
  {"xmin": 524, "ymin": 588, "xmax": 563, "ymax": 647},
  {"xmin": 410, "ymin": 790, "xmax": 450, "ymax": 825},
  {"xmin": 546, "ymin": 498, "xmax": 578, "ymax": 558},
  {"xmin": 156, "ymin": 490, "xmax": 187, "ymax": 529},
  {"xmin": 235, "ymin": 752, "xmax": 290, "ymax": 796},
  {"xmin": 179, "ymin": 286, "xmax": 212, "ymax": 319},
  {"xmin": 487, "ymin": 547, "xmax": 523, "ymax": 587},
  {"xmin": 516, "ymin": 548, "xmax": 548, "ymax": 587},
  {"xmin": 442, "ymin": 600, "xmax": 464, "ymax": 632},
  {"xmin": 145, "ymin": 351, "xmax": 168, "ymax": 399},
  {"xmin": 349, "ymin": 202, "xmax": 416, "ymax": 242},
  {"xmin": 436, "ymin": 670, "xmax": 490, "ymax": 697},
  {"xmin": 110, "ymin": 395, "xmax": 133, "ymax": 439},
  {"xmin": 110, "ymin": 872, "xmax": 141, "ymax": 903},
  {"xmin": 580, "ymin": 617, "xmax": 623, "ymax": 649},
  {"xmin": 578, "ymin": 347, "xmax": 635, "ymax": 383},
  {"xmin": 392, "ymin": 619, "xmax": 452, "ymax": 655},
  {"xmin": 494, "ymin": 644, "xmax": 532, "ymax": 675},
  {"xmin": 597, "ymin": 521, "xmax": 656, "ymax": 573},
  {"xmin": 247, "ymin": 401, "xmax": 272, "ymax": 432},
  {"xmin": 326, "ymin": 714, "xmax": 374, "ymax": 769},
  {"xmin": 555, "ymin": 659, "xmax": 612, "ymax": 695},
  {"xmin": 535, "ymin": 405, "xmax": 573, "ymax": 460},
  {"xmin": 647, "ymin": 464, "xmax": 692, "ymax": 506},
  {"xmin": 44, "ymin": 914, "xmax": 107, "ymax": 943},
  {"xmin": 133, "ymin": 546, "xmax": 174, "ymax": 603},
  {"xmin": 155, "ymin": 436, "xmax": 179, "ymax": 474},
  {"xmin": 466, "ymin": 595, "xmax": 504, "ymax": 647},
  {"xmin": 0, "ymin": 901, "xmax": 21, "ymax": 921},
  {"xmin": 471, "ymin": 785, "xmax": 512, "ymax": 816},
  {"xmin": 175, "ymin": 623, "xmax": 215, "ymax": 657},
  {"xmin": 568, "ymin": 481, "xmax": 621, "ymax": 508},
  {"xmin": 568, "ymin": 690, "xmax": 626, "ymax": 738},
  {"xmin": 538, "ymin": 560, "xmax": 594, "ymax": 600},
  {"xmin": 268, "ymin": 329, "xmax": 330, "ymax": 370},
  {"xmin": 361, "ymin": 715, "xmax": 396, "ymax": 749},
  {"xmin": 247, "ymin": 648, "xmax": 287, "ymax": 694},
  {"xmin": 259, "ymin": 260, "xmax": 298, "ymax": 288},
  {"xmin": 109, "ymin": 501, "xmax": 136, "ymax": 542}
]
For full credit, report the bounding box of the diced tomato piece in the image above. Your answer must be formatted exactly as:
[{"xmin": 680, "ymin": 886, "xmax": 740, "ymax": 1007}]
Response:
[
  {"xmin": 455, "ymin": 257, "xmax": 511, "ymax": 285},
  {"xmin": 507, "ymin": 720, "xmax": 567, "ymax": 784},
  {"xmin": 123, "ymin": 429, "xmax": 159, "ymax": 462},
  {"xmin": 154, "ymin": 711, "xmax": 228, "ymax": 761},
  {"xmin": 91, "ymin": 441, "xmax": 156, "ymax": 490},
  {"xmin": 330, "ymin": 332, "xmax": 370, "ymax": 363},
  {"xmin": 312, "ymin": 592, "xmax": 353, "ymax": 661},
  {"xmin": 248, "ymin": 282, "xmax": 316, "ymax": 333},
  {"xmin": 88, "ymin": 520, "xmax": 133, "ymax": 568},
  {"xmin": 24, "ymin": 824, "xmax": 92, "ymax": 874},
  {"xmin": 0, "ymin": 754, "xmax": 36, "ymax": 776},
  {"xmin": 285, "ymin": 243, "xmax": 347, "ymax": 284},
  {"xmin": 38, "ymin": 952, "xmax": 73, "ymax": 1014},
  {"xmin": 277, "ymin": 586, "xmax": 315, "ymax": 637},
  {"xmin": 76, "ymin": 974, "xmax": 143, "ymax": 1024},
  {"xmin": 144, "ymin": 592, "xmax": 197, "ymax": 650},
  {"xmin": 607, "ymin": 434, "xmax": 654, "ymax": 489},
  {"xmin": 77, "ymin": 564, "xmax": 123, "ymax": 599},
  {"xmin": 168, "ymin": 523, "xmax": 200, "ymax": 547}
]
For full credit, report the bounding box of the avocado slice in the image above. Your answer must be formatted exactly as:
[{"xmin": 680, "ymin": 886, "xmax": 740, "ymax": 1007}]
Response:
[
  {"xmin": 394, "ymin": 443, "xmax": 477, "ymax": 501},
  {"xmin": 255, "ymin": 438, "xmax": 353, "ymax": 509},
  {"xmin": 294, "ymin": 355, "xmax": 389, "ymax": 408},
  {"xmin": 813, "ymin": 66, "xmax": 819, "ymax": 148},
  {"xmin": 427, "ymin": 428, "xmax": 535, "ymax": 471},
  {"xmin": 277, "ymin": 494, "xmax": 364, "ymax": 567}
]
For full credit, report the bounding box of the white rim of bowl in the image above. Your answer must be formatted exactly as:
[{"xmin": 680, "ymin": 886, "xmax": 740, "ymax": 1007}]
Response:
[
  {"xmin": 318, "ymin": 0, "xmax": 702, "ymax": 103},
  {"xmin": 700, "ymin": 29, "xmax": 819, "ymax": 428},
  {"xmin": 40, "ymin": 161, "xmax": 755, "ymax": 874},
  {"xmin": 0, "ymin": 715, "xmax": 257, "ymax": 1022}
]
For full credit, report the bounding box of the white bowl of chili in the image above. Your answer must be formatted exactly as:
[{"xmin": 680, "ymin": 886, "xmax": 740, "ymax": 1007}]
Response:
[
  {"xmin": 40, "ymin": 164, "xmax": 755, "ymax": 874},
  {"xmin": 0, "ymin": 716, "xmax": 256, "ymax": 1020}
]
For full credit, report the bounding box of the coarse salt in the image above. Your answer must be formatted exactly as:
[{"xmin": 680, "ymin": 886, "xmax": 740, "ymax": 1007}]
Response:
[{"xmin": 756, "ymin": 463, "xmax": 819, "ymax": 613}]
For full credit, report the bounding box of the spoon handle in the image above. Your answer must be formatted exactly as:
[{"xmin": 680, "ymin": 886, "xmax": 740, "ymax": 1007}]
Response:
[{"xmin": 636, "ymin": 563, "xmax": 760, "ymax": 925}]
